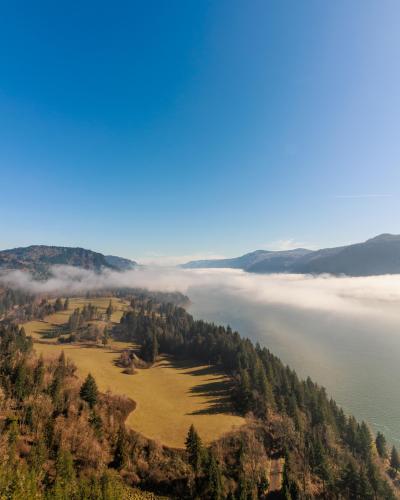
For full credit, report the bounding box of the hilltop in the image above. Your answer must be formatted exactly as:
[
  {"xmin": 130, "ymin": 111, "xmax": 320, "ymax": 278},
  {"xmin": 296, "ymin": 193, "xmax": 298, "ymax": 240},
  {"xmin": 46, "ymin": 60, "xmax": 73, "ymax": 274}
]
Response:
[{"xmin": 0, "ymin": 245, "xmax": 137, "ymax": 275}]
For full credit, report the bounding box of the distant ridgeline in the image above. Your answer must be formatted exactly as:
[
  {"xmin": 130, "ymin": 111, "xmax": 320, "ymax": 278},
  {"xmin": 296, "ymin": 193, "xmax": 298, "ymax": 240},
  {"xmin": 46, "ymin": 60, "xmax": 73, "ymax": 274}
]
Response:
[
  {"xmin": 0, "ymin": 245, "xmax": 137, "ymax": 277},
  {"xmin": 182, "ymin": 234, "xmax": 400, "ymax": 276},
  {"xmin": 0, "ymin": 287, "xmax": 398, "ymax": 498}
]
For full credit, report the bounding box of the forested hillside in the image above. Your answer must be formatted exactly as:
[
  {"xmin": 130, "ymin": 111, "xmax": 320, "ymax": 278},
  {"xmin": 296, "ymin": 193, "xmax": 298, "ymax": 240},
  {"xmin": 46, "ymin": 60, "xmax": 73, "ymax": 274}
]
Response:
[
  {"xmin": 0, "ymin": 245, "xmax": 137, "ymax": 275},
  {"xmin": 183, "ymin": 234, "xmax": 400, "ymax": 276},
  {"xmin": 0, "ymin": 288, "xmax": 398, "ymax": 498}
]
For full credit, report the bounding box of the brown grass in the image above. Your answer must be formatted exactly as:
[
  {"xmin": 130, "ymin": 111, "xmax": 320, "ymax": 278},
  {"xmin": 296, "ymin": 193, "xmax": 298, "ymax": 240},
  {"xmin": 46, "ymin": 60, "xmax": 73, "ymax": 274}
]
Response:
[{"xmin": 24, "ymin": 297, "xmax": 245, "ymax": 448}]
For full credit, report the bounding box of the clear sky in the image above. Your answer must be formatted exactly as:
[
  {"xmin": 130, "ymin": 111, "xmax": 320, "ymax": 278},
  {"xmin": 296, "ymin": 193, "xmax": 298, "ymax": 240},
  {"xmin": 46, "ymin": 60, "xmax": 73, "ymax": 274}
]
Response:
[{"xmin": 1, "ymin": 1, "xmax": 399, "ymax": 263}]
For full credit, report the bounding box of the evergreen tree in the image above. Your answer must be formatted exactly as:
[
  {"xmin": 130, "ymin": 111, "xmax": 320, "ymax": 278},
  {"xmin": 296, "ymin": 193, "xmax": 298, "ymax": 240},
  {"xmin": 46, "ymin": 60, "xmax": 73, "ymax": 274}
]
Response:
[
  {"xmin": 375, "ymin": 432, "xmax": 387, "ymax": 458},
  {"xmin": 205, "ymin": 450, "xmax": 222, "ymax": 500},
  {"xmin": 340, "ymin": 461, "xmax": 359, "ymax": 498},
  {"xmin": 50, "ymin": 368, "xmax": 64, "ymax": 412},
  {"xmin": 357, "ymin": 421, "xmax": 372, "ymax": 459},
  {"xmin": 33, "ymin": 355, "xmax": 45, "ymax": 389},
  {"xmin": 238, "ymin": 369, "xmax": 252, "ymax": 413},
  {"xmin": 106, "ymin": 300, "xmax": 113, "ymax": 320},
  {"xmin": 79, "ymin": 373, "xmax": 98, "ymax": 408},
  {"xmin": 54, "ymin": 298, "xmax": 63, "ymax": 312},
  {"xmin": 14, "ymin": 362, "xmax": 29, "ymax": 401},
  {"xmin": 185, "ymin": 424, "xmax": 203, "ymax": 475},
  {"xmin": 390, "ymin": 446, "xmax": 400, "ymax": 472},
  {"xmin": 102, "ymin": 325, "xmax": 109, "ymax": 345},
  {"xmin": 114, "ymin": 427, "xmax": 128, "ymax": 470},
  {"xmin": 54, "ymin": 448, "xmax": 76, "ymax": 497},
  {"xmin": 151, "ymin": 330, "xmax": 158, "ymax": 362}
]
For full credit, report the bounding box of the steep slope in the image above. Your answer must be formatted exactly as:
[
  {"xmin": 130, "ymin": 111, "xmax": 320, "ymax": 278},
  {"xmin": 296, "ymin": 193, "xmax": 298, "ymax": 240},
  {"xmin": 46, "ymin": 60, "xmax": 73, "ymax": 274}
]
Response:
[{"xmin": 288, "ymin": 233, "xmax": 400, "ymax": 276}]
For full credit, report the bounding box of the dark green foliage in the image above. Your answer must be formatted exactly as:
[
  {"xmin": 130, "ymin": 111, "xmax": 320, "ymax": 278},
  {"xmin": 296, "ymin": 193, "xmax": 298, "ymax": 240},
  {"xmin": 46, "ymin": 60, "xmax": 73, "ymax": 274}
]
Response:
[
  {"xmin": 140, "ymin": 328, "xmax": 158, "ymax": 363},
  {"xmin": 185, "ymin": 424, "xmax": 203, "ymax": 475},
  {"xmin": 106, "ymin": 300, "xmax": 114, "ymax": 320},
  {"xmin": 376, "ymin": 431, "xmax": 387, "ymax": 458},
  {"xmin": 390, "ymin": 446, "xmax": 400, "ymax": 471},
  {"xmin": 54, "ymin": 297, "xmax": 63, "ymax": 312},
  {"xmin": 79, "ymin": 373, "xmax": 98, "ymax": 408},
  {"xmin": 205, "ymin": 450, "xmax": 222, "ymax": 500},
  {"xmin": 113, "ymin": 427, "xmax": 128, "ymax": 470}
]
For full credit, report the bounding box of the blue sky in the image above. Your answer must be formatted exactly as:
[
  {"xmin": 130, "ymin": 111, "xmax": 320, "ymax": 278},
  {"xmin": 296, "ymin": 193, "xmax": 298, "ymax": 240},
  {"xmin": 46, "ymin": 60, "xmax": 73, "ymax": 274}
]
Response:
[{"xmin": 1, "ymin": 1, "xmax": 399, "ymax": 263}]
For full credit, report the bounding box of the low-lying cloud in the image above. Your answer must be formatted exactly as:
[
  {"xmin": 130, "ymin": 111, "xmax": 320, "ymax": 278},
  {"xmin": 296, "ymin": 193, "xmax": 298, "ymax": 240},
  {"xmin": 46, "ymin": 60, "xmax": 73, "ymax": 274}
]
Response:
[{"xmin": 2, "ymin": 265, "xmax": 400, "ymax": 321}]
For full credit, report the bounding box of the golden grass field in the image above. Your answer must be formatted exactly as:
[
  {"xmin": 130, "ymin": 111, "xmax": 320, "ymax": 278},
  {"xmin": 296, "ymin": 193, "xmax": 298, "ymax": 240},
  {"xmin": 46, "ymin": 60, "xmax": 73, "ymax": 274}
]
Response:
[
  {"xmin": 25, "ymin": 297, "xmax": 245, "ymax": 448},
  {"xmin": 23, "ymin": 297, "xmax": 128, "ymax": 342}
]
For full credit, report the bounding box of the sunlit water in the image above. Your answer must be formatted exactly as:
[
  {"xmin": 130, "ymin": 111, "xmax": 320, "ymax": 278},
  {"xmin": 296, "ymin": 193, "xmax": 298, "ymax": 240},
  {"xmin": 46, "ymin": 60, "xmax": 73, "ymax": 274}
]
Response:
[{"xmin": 188, "ymin": 286, "xmax": 400, "ymax": 446}]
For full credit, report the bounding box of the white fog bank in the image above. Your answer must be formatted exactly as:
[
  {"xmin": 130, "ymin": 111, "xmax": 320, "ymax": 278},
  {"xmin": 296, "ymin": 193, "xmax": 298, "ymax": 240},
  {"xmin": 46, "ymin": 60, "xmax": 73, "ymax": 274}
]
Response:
[{"xmin": 2, "ymin": 265, "xmax": 400, "ymax": 321}]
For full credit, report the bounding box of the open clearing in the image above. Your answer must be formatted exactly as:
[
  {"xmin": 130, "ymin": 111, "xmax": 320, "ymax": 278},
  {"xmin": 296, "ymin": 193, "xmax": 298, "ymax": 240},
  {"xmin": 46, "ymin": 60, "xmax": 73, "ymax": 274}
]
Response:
[
  {"xmin": 23, "ymin": 297, "xmax": 128, "ymax": 342},
  {"xmin": 25, "ymin": 297, "xmax": 245, "ymax": 448}
]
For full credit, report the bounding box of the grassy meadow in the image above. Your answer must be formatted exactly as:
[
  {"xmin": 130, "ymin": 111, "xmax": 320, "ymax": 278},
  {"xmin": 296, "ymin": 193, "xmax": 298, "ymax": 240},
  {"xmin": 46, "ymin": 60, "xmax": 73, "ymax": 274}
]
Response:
[{"xmin": 24, "ymin": 297, "xmax": 245, "ymax": 448}]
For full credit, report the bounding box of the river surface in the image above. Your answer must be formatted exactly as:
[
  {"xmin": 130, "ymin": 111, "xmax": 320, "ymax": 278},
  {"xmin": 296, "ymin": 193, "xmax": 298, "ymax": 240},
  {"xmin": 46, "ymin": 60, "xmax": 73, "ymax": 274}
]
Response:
[{"xmin": 187, "ymin": 283, "xmax": 400, "ymax": 446}]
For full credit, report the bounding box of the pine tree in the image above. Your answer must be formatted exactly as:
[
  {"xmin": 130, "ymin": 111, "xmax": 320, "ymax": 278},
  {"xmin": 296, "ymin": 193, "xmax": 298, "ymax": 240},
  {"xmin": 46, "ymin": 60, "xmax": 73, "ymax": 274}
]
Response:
[
  {"xmin": 79, "ymin": 373, "xmax": 98, "ymax": 408},
  {"xmin": 205, "ymin": 450, "xmax": 222, "ymax": 500},
  {"xmin": 340, "ymin": 461, "xmax": 359, "ymax": 498},
  {"xmin": 357, "ymin": 421, "xmax": 372, "ymax": 460},
  {"xmin": 54, "ymin": 297, "xmax": 63, "ymax": 312},
  {"xmin": 14, "ymin": 362, "xmax": 29, "ymax": 401},
  {"xmin": 375, "ymin": 431, "xmax": 387, "ymax": 458},
  {"xmin": 33, "ymin": 355, "xmax": 45, "ymax": 389},
  {"xmin": 54, "ymin": 448, "xmax": 76, "ymax": 497},
  {"xmin": 102, "ymin": 326, "xmax": 109, "ymax": 345},
  {"xmin": 390, "ymin": 446, "xmax": 400, "ymax": 472},
  {"xmin": 50, "ymin": 369, "xmax": 64, "ymax": 413},
  {"xmin": 106, "ymin": 300, "xmax": 113, "ymax": 320},
  {"xmin": 238, "ymin": 369, "xmax": 252, "ymax": 413},
  {"xmin": 185, "ymin": 424, "xmax": 203, "ymax": 474},
  {"xmin": 152, "ymin": 330, "xmax": 158, "ymax": 362},
  {"xmin": 114, "ymin": 427, "xmax": 128, "ymax": 470}
]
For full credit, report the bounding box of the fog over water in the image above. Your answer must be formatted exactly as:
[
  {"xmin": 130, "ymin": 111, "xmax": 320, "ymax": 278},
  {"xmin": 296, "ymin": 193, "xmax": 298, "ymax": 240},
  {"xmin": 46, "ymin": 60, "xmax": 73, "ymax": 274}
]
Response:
[
  {"xmin": 185, "ymin": 273, "xmax": 400, "ymax": 446},
  {"xmin": 3, "ymin": 266, "xmax": 400, "ymax": 444}
]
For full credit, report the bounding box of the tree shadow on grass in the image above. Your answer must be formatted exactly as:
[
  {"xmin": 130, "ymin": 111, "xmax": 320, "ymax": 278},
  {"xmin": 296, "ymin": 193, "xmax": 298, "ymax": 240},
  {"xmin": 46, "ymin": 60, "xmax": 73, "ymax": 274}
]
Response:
[{"xmin": 165, "ymin": 357, "xmax": 236, "ymax": 416}]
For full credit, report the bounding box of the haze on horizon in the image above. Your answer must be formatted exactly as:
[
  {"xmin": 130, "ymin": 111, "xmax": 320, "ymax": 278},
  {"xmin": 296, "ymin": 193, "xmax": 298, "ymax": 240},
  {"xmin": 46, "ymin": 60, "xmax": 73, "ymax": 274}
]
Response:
[{"xmin": 1, "ymin": 1, "xmax": 399, "ymax": 262}]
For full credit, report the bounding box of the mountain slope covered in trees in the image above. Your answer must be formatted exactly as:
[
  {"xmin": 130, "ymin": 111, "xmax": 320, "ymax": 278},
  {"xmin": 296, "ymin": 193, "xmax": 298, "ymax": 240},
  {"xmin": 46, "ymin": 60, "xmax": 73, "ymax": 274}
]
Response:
[
  {"xmin": 0, "ymin": 288, "xmax": 398, "ymax": 498},
  {"xmin": 183, "ymin": 234, "xmax": 400, "ymax": 276},
  {"xmin": 0, "ymin": 245, "xmax": 137, "ymax": 275}
]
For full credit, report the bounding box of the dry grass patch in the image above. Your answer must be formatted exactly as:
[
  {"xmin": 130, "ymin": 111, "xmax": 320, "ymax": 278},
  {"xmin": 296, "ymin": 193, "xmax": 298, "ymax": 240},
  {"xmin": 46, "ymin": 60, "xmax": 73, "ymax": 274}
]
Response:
[
  {"xmin": 24, "ymin": 297, "xmax": 245, "ymax": 448},
  {"xmin": 34, "ymin": 342, "xmax": 245, "ymax": 448},
  {"xmin": 23, "ymin": 297, "xmax": 128, "ymax": 341}
]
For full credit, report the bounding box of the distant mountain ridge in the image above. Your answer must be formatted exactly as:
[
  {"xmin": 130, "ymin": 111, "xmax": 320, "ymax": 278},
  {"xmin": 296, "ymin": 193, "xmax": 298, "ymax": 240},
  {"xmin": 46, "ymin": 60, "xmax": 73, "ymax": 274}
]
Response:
[
  {"xmin": 182, "ymin": 234, "xmax": 400, "ymax": 276},
  {"xmin": 0, "ymin": 245, "xmax": 137, "ymax": 275}
]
